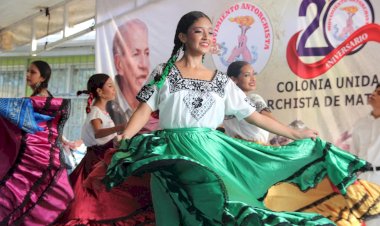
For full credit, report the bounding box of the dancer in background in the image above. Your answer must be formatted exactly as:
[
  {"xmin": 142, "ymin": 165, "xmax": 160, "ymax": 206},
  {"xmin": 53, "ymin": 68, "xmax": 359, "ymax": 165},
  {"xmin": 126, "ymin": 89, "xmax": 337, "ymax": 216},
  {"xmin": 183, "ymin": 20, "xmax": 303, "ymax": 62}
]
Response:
[
  {"xmin": 56, "ymin": 73, "xmax": 154, "ymax": 225},
  {"xmin": 352, "ymin": 84, "xmax": 380, "ymax": 226},
  {"xmin": 223, "ymin": 60, "xmax": 274, "ymax": 144},
  {"xmin": 27, "ymin": 60, "xmax": 54, "ymax": 97},
  {"xmin": 27, "ymin": 60, "xmax": 82, "ymax": 173},
  {"xmin": 104, "ymin": 11, "xmax": 380, "ymax": 225},
  {"xmin": 0, "ymin": 60, "xmax": 73, "ymax": 225}
]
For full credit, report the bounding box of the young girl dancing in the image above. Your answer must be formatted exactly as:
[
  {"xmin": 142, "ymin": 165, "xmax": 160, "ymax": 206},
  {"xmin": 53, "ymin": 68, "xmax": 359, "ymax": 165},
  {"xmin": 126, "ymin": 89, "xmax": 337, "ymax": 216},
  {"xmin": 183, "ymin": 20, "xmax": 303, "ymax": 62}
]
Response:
[
  {"xmin": 104, "ymin": 11, "xmax": 379, "ymax": 226},
  {"xmin": 57, "ymin": 73, "xmax": 154, "ymax": 225},
  {"xmin": 223, "ymin": 60, "xmax": 275, "ymax": 144}
]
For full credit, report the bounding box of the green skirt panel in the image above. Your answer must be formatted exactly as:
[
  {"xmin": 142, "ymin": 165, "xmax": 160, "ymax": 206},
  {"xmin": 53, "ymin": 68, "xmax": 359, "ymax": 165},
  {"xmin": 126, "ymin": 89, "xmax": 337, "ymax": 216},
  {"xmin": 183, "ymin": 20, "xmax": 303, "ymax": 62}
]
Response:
[{"xmin": 104, "ymin": 128, "xmax": 368, "ymax": 225}]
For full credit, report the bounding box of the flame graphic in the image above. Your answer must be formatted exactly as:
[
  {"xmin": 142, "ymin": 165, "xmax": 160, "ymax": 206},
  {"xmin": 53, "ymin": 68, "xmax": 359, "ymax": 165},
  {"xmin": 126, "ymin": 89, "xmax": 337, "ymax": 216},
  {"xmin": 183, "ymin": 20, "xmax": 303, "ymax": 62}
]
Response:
[
  {"xmin": 229, "ymin": 16, "xmax": 255, "ymax": 26},
  {"xmin": 341, "ymin": 6, "xmax": 358, "ymax": 14}
]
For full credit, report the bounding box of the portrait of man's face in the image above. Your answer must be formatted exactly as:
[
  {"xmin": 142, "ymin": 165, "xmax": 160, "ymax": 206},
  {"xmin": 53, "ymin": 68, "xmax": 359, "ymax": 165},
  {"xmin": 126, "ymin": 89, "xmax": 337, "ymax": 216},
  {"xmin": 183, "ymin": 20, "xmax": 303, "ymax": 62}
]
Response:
[{"xmin": 113, "ymin": 19, "xmax": 150, "ymax": 109}]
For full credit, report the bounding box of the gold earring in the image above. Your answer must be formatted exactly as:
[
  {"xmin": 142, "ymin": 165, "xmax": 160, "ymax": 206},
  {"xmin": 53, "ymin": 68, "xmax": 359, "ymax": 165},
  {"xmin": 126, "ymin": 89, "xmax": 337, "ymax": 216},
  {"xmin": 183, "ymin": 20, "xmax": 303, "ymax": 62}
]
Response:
[{"xmin": 36, "ymin": 82, "xmax": 41, "ymax": 87}]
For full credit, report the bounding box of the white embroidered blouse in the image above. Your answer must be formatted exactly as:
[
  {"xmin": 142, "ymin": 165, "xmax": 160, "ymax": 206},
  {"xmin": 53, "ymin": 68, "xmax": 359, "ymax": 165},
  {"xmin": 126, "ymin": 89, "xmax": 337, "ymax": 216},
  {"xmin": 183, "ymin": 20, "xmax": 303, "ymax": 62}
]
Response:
[{"xmin": 137, "ymin": 64, "xmax": 256, "ymax": 129}]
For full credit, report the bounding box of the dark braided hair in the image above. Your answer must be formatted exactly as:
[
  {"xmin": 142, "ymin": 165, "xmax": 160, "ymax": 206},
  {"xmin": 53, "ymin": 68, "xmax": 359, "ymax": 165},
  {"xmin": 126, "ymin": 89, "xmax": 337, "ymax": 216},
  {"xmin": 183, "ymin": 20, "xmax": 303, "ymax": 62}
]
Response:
[
  {"xmin": 77, "ymin": 73, "xmax": 110, "ymax": 114},
  {"xmin": 226, "ymin": 61, "xmax": 250, "ymax": 78},
  {"xmin": 30, "ymin": 60, "xmax": 52, "ymax": 97},
  {"xmin": 151, "ymin": 11, "xmax": 211, "ymax": 88}
]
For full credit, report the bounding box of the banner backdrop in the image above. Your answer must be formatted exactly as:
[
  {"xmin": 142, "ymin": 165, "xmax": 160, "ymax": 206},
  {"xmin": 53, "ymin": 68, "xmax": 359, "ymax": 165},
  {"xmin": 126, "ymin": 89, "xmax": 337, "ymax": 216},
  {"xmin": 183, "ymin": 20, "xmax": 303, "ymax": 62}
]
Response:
[{"xmin": 96, "ymin": 0, "xmax": 380, "ymax": 152}]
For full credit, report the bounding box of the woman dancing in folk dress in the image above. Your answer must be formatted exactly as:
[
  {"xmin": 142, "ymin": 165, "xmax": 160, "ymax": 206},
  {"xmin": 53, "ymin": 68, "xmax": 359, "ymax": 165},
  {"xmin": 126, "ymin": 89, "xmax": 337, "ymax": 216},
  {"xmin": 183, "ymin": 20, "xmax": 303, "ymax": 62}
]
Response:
[
  {"xmin": 56, "ymin": 73, "xmax": 154, "ymax": 225},
  {"xmin": 104, "ymin": 11, "xmax": 380, "ymax": 226},
  {"xmin": 223, "ymin": 60, "xmax": 275, "ymax": 144},
  {"xmin": 0, "ymin": 60, "xmax": 74, "ymax": 225}
]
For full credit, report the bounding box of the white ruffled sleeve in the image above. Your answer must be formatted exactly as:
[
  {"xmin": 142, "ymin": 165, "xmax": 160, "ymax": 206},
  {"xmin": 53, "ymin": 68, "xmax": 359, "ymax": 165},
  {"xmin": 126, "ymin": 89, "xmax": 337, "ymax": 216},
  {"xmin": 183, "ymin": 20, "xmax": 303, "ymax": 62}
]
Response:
[
  {"xmin": 247, "ymin": 93, "xmax": 271, "ymax": 113},
  {"xmin": 224, "ymin": 80, "xmax": 256, "ymax": 120}
]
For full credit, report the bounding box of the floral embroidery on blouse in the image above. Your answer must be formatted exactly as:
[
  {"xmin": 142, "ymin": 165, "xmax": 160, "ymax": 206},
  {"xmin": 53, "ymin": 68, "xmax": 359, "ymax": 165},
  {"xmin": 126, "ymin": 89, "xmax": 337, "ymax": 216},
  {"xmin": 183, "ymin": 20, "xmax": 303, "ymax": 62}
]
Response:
[
  {"xmin": 137, "ymin": 85, "xmax": 156, "ymax": 102},
  {"xmin": 168, "ymin": 67, "xmax": 229, "ymax": 97},
  {"xmin": 183, "ymin": 91, "xmax": 215, "ymax": 121}
]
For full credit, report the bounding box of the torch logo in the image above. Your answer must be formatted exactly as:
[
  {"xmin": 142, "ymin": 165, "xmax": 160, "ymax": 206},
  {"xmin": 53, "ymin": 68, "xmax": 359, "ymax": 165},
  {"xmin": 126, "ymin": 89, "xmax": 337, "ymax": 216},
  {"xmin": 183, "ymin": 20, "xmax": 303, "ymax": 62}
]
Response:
[{"xmin": 212, "ymin": 2, "xmax": 273, "ymax": 74}]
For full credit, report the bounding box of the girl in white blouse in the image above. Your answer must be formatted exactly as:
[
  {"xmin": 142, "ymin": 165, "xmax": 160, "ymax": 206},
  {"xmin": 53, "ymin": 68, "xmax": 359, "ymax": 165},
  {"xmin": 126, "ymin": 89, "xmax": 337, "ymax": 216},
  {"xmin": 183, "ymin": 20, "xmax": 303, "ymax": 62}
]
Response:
[
  {"xmin": 79, "ymin": 74, "xmax": 125, "ymax": 147},
  {"xmin": 104, "ymin": 11, "xmax": 379, "ymax": 226},
  {"xmin": 223, "ymin": 61, "xmax": 275, "ymax": 144}
]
